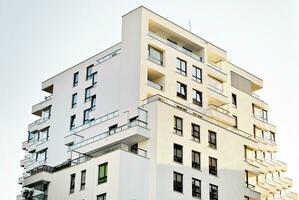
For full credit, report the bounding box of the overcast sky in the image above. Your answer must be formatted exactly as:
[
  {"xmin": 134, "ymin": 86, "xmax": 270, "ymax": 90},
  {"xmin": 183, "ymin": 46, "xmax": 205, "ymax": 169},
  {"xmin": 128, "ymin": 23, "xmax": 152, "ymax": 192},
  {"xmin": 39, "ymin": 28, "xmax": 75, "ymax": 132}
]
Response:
[{"xmin": 0, "ymin": 0, "xmax": 298, "ymax": 199}]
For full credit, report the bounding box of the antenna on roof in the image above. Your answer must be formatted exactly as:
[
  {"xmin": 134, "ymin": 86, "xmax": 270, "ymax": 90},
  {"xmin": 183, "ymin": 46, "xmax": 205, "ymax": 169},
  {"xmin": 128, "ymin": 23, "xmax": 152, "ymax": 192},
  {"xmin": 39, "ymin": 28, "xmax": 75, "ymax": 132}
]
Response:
[{"xmin": 189, "ymin": 19, "xmax": 192, "ymax": 32}]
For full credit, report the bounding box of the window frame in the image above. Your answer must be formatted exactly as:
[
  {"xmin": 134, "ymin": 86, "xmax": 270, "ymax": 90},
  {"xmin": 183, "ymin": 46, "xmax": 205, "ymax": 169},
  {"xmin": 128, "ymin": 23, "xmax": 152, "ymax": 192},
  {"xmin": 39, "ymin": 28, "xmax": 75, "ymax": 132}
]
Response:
[
  {"xmin": 86, "ymin": 65, "xmax": 94, "ymax": 80},
  {"xmin": 91, "ymin": 95, "xmax": 96, "ymax": 111},
  {"xmin": 192, "ymin": 150, "xmax": 201, "ymax": 170},
  {"xmin": 70, "ymin": 115, "xmax": 76, "ymax": 130},
  {"xmin": 208, "ymin": 130, "xmax": 217, "ymax": 149},
  {"xmin": 192, "ymin": 66, "xmax": 202, "ymax": 83},
  {"xmin": 176, "ymin": 81, "xmax": 187, "ymax": 99},
  {"xmin": 176, "ymin": 58, "xmax": 187, "ymax": 76},
  {"xmin": 173, "ymin": 171, "xmax": 183, "ymax": 193},
  {"xmin": 192, "ymin": 89, "xmax": 202, "ymax": 107},
  {"xmin": 209, "ymin": 157, "xmax": 218, "ymax": 176},
  {"xmin": 232, "ymin": 93, "xmax": 237, "ymax": 108},
  {"xmin": 174, "ymin": 116, "xmax": 183, "ymax": 135},
  {"xmin": 173, "ymin": 143, "xmax": 183, "ymax": 164},
  {"xmin": 70, "ymin": 173, "xmax": 76, "ymax": 194},
  {"xmin": 80, "ymin": 170, "xmax": 86, "ymax": 190},
  {"xmin": 209, "ymin": 184, "xmax": 218, "ymax": 200},
  {"xmin": 97, "ymin": 193, "xmax": 106, "ymax": 200},
  {"xmin": 98, "ymin": 163, "xmax": 108, "ymax": 184},
  {"xmin": 85, "ymin": 86, "xmax": 92, "ymax": 102},
  {"xmin": 148, "ymin": 45, "xmax": 163, "ymax": 65},
  {"xmin": 73, "ymin": 72, "xmax": 79, "ymax": 87},
  {"xmin": 192, "ymin": 178, "xmax": 201, "ymax": 198},
  {"xmin": 71, "ymin": 93, "xmax": 77, "ymax": 108},
  {"xmin": 191, "ymin": 123, "xmax": 200, "ymax": 142}
]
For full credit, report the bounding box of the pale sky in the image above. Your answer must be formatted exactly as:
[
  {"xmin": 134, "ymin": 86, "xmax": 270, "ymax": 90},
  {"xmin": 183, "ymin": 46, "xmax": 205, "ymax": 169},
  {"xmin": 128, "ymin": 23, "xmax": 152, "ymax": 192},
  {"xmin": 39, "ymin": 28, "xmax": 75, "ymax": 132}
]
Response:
[{"xmin": 0, "ymin": 0, "xmax": 298, "ymax": 199}]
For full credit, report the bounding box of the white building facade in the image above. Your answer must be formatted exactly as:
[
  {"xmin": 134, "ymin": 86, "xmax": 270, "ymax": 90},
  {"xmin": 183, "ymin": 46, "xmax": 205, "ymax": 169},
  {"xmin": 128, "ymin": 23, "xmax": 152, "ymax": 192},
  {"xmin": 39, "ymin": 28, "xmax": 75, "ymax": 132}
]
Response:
[{"xmin": 18, "ymin": 6, "xmax": 297, "ymax": 200}]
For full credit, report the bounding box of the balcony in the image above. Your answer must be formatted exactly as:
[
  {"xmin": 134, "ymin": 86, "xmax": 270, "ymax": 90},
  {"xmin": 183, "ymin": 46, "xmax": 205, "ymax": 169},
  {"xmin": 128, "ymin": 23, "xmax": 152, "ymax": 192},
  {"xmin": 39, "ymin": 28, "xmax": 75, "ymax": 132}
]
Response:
[
  {"xmin": 281, "ymin": 177, "xmax": 293, "ymax": 188},
  {"xmin": 28, "ymin": 116, "xmax": 50, "ymax": 132},
  {"xmin": 206, "ymin": 105, "xmax": 236, "ymax": 127},
  {"xmin": 18, "ymin": 187, "xmax": 47, "ymax": 200},
  {"xmin": 32, "ymin": 95, "xmax": 53, "ymax": 116},
  {"xmin": 22, "ymin": 141, "xmax": 29, "ymax": 150},
  {"xmin": 207, "ymin": 84, "xmax": 228, "ymax": 105},
  {"xmin": 70, "ymin": 110, "xmax": 118, "ymax": 135},
  {"xmin": 147, "ymin": 66, "xmax": 165, "ymax": 92},
  {"xmin": 25, "ymin": 160, "xmax": 47, "ymax": 173},
  {"xmin": 148, "ymin": 31, "xmax": 203, "ymax": 63},
  {"xmin": 69, "ymin": 119, "xmax": 150, "ymax": 155},
  {"xmin": 273, "ymin": 160, "xmax": 288, "ymax": 172},
  {"xmin": 245, "ymin": 158, "xmax": 269, "ymax": 174},
  {"xmin": 252, "ymin": 115, "xmax": 276, "ymax": 133},
  {"xmin": 206, "ymin": 63, "xmax": 227, "ymax": 82},
  {"xmin": 287, "ymin": 192, "xmax": 298, "ymax": 200}
]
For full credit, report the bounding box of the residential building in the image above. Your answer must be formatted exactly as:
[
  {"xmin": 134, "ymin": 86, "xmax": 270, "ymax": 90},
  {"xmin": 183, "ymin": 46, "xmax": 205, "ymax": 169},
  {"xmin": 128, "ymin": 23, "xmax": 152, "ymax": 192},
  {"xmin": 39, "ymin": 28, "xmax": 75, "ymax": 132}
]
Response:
[{"xmin": 18, "ymin": 6, "xmax": 297, "ymax": 200}]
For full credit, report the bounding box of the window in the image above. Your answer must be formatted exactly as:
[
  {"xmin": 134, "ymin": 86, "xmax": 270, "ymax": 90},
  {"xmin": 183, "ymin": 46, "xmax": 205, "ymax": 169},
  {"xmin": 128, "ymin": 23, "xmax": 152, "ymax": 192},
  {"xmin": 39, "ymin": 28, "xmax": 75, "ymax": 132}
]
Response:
[
  {"xmin": 174, "ymin": 116, "xmax": 183, "ymax": 135},
  {"xmin": 148, "ymin": 45, "xmax": 163, "ymax": 65},
  {"xmin": 73, "ymin": 72, "xmax": 79, "ymax": 87},
  {"xmin": 39, "ymin": 127, "xmax": 49, "ymax": 141},
  {"xmin": 173, "ymin": 144, "xmax": 183, "ymax": 163},
  {"xmin": 192, "ymin": 66, "xmax": 202, "ymax": 82},
  {"xmin": 192, "ymin": 178, "xmax": 201, "ymax": 198},
  {"xmin": 91, "ymin": 95, "xmax": 96, "ymax": 111},
  {"xmin": 80, "ymin": 170, "xmax": 86, "ymax": 190},
  {"xmin": 176, "ymin": 82, "xmax": 187, "ymax": 99},
  {"xmin": 97, "ymin": 193, "xmax": 106, "ymax": 200},
  {"xmin": 192, "ymin": 151, "xmax": 201, "ymax": 170},
  {"xmin": 244, "ymin": 196, "xmax": 250, "ymax": 200},
  {"xmin": 270, "ymin": 132, "xmax": 276, "ymax": 143},
  {"xmin": 210, "ymin": 184, "xmax": 218, "ymax": 200},
  {"xmin": 208, "ymin": 130, "xmax": 217, "ymax": 149},
  {"xmin": 173, "ymin": 172, "xmax": 183, "ymax": 193},
  {"xmin": 192, "ymin": 89, "xmax": 202, "ymax": 106},
  {"xmin": 36, "ymin": 149, "xmax": 47, "ymax": 162},
  {"xmin": 70, "ymin": 173, "xmax": 75, "ymax": 194},
  {"xmin": 192, "ymin": 123, "xmax": 200, "ymax": 142},
  {"xmin": 232, "ymin": 93, "xmax": 237, "ymax": 108},
  {"xmin": 108, "ymin": 124, "xmax": 118, "ymax": 135},
  {"xmin": 92, "ymin": 72, "xmax": 97, "ymax": 86},
  {"xmin": 83, "ymin": 109, "xmax": 91, "ymax": 124},
  {"xmin": 176, "ymin": 58, "xmax": 187, "ymax": 76},
  {"xmin": 70, "ymin": 115, "xmax": 76, "ymax": 130},
  {"xmin": 42, "ymin": 107, "xmax": 51, "ymax": 120},
  {"xmin": 209, "ymin": 157, "xmax": 218, "ymax": 176},
  {"xmin": 98, "ymin": 163, "xmax": 108, "ymax": 184},
  {"xmin": 86, "ymin": 65, "xmax": 94, "ymax": 80},
  {"xmin": 71, "ymin": 93, "xmax": 77, "ymax": 108},
  {"xmin": 85, "ymin": 87, "xmax": 92, "ymax": 102},
  {"xmin": 233, "ymin": 115, "xmax": 238, "ymax": 128}
]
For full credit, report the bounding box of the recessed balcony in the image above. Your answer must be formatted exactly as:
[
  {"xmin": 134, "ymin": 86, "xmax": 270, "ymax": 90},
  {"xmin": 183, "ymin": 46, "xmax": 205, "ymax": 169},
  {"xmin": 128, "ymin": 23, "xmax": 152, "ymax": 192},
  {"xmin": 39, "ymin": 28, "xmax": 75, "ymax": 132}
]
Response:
[
  {"xmin": 147, "ymin": 68, "xmax": 165, "ymax": 92},
  {"xmin": 206, "ymin": 62, "xmax": 227, "ymax": 82},
  {"xmin": 206, "ymin": 105, "xmax": 236, "ymax": 127}
]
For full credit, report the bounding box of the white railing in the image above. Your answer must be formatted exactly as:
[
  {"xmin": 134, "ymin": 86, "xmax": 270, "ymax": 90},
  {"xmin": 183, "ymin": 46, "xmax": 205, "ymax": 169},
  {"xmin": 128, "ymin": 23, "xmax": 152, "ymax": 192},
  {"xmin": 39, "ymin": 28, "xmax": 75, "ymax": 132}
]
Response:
[
  {"xmin": 148, "ymin": 31, "xmax": 203, "ymax": 63},
  {"xmin": 147, "ymin": 80, "xmax": 163, "ymax": 91}
]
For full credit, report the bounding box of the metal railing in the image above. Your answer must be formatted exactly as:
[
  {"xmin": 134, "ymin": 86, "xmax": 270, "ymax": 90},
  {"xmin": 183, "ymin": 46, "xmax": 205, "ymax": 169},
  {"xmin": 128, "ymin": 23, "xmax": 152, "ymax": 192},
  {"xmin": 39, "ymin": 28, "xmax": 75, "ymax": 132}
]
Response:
[
  {"xmin": 147, "ymin": 80, "xmax": 163, "ymax": 91},
  {"xmin": 96, "ymin": 49, "xmax": 121, "ymax": 65},
  {"xmin": 70, "ymin": 119, "xmax": 148, "ymax": 151},
  {"xmin": 148, "ymin": 31, "xmax": 203, "ymax": 63},
  {"xmin": 207, "ymin": 63, "xmax": 223, "ymax": 71},
  {"xmin": 69, "ymin": 110, "xmax": 119, "ymax": 134}
]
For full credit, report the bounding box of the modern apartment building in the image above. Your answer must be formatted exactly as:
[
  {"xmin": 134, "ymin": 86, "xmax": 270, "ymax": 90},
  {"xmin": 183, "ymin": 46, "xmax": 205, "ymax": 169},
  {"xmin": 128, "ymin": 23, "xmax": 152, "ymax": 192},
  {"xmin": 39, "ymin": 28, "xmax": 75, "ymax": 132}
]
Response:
[{"xmin": 18, "ymin": 6, "xmax": 297, "ymax": 200}]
